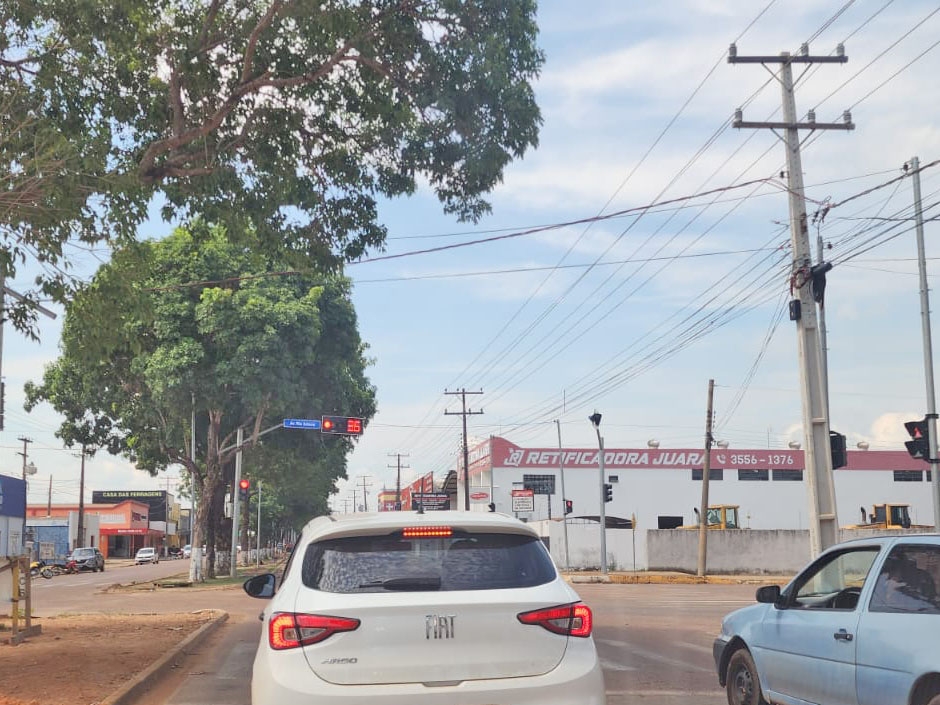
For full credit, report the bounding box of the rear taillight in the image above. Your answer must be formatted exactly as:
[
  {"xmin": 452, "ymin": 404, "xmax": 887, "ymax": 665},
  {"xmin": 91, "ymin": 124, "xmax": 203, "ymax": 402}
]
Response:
[
  {"xmin": 517, "ymin": 602, "xmax": 593, "ymax": 638},
  {"xmin": 268, "ymin": 613, "xmax": 360, "ymax": 650}
]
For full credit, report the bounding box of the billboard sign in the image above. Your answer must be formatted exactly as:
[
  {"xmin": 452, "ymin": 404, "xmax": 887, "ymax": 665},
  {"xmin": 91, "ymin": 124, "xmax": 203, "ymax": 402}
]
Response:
[
  {"xmin": 511, "ymin": 489, "xmax": 535, "ymax": 512},
  {"xmin": 412, "ymin": 493, "xmax": 450, "ymax": 511}
]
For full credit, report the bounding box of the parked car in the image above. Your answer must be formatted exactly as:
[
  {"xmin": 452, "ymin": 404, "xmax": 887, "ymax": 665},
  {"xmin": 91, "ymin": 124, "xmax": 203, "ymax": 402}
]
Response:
[
  {"xmin": 243, "ymin": 510, "xmax": 606, "ymax": 705},
  {"xmin": 714, "ymin": 535, "xmax": 940, "ymax": 705},
  {"xmin": 182, "ymin": 544, "xmax": 192, "ymax": 558},
  {"xmin": 68, "ymin": 547, "xmax": 105, "ymax": 572},
  {"xmin": 134, "ymin": 547, "xmax": 159, "ymax": 565}
]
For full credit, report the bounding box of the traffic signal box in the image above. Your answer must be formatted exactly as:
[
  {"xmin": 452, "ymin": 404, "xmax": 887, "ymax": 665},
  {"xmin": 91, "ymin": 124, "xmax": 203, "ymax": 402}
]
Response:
[
  {"xmin": 603, "ymin": 483, "xmax": 613, "ymax": 503},
  {"xmin": 238, "ymin": 478, "xmax": 250, "ymax": 501},
  {"xmin": 321, "ymin": 415, "xmax": 364, "ymax": 435},
  {"xmin": 905, "ymin": 417, "xmax": 931, "ymax": 460},
  {"xmin": 564, "ymin": 499, "xmax": 573, "ymax": 515}
]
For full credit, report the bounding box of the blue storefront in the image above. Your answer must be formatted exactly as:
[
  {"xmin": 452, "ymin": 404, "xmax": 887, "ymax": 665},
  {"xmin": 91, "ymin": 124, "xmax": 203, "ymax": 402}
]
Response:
[{"xmin": 0, "ymin": 473, "xmax": 27, "ymax": 556}]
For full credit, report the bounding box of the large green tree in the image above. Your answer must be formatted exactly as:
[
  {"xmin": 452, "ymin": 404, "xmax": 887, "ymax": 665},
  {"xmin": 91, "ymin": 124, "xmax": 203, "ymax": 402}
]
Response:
[
  {"xmin": 3, "ymin": 0, "xmax": 543, "ymax": 333},
  {"xmin": 25, "ymin": 221, "xmax": 376, "ymax": 577}
]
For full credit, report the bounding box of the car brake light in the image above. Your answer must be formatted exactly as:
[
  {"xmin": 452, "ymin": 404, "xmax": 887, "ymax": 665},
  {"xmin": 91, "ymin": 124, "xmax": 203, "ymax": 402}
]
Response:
[
  {"xmin": 402, "ymin": 526, "xmax": 452, "ymax": 538},
  {"xmin": 517, "ymin": 602, "xmax": 593, "ymax": 638},
  {"xmin": 269, "ymin": 613, "xmax": 360, "ymax": 650}
]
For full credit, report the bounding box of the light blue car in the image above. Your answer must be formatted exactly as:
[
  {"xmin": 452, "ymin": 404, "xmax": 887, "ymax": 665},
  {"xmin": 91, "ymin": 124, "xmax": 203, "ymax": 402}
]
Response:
[{"xmin": 714, "ymin": 534, "xmax": 940, "ymax": 705}]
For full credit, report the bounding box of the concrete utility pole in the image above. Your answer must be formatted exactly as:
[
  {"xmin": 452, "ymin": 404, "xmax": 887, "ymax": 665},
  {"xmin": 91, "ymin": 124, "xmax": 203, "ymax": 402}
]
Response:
[
  {"xmin": 351, "ymin": 488, "xmax": 359, "ymax": 512},
  {"xmin": 388, "ymin": 453, "xmax": 410, "ymax": 510},
  {"xmin": 359, "ymin": 476, "xmax": 373, "ymax": 512},
  {"xmin": 697, "ymin": 379, "xmax": 715, "ymax": 577},
  {"xmin": 444, "ymin": 389, "xmax": 484, "ymax": 510},
  {"xmin": 555, "ymin": 420, "xmax": 570, "ymax": 571},
  {"xmin": 908, "ymin": 156, "xmax": 940, "ymax": 529},
  {"xmin": 256, "ymin": 480, "xmax": 262, "ymax": 567},
  {"xmin": 730, "ymin": 43, "xmax": 854, "ymax": 556},
  {"xmin": 77, "ymin": 445, "xmax": 87, "ymax": 550}
]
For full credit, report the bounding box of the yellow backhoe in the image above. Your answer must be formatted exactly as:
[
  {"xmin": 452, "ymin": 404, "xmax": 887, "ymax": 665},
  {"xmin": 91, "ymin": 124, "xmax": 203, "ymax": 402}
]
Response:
[{"xmin": 845, "ymin": 503, "xmax": 931, "ymax": 529}]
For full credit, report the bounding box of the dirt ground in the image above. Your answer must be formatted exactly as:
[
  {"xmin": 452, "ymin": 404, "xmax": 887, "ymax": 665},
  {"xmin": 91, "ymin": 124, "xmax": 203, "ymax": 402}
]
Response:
[{"xmin": 0, "ymin": 611, "xmax": 216, "ymax": 705}]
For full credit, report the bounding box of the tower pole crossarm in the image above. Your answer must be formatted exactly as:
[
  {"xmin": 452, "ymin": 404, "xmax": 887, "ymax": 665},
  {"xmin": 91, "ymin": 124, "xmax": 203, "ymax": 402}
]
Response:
[
  {"xmin": 733, "ymin": 120, "xmax": 854, "ymax": 131},
  {"xmin": 728, "ymin": 55, "xmax": 848, "ymax": 64}
]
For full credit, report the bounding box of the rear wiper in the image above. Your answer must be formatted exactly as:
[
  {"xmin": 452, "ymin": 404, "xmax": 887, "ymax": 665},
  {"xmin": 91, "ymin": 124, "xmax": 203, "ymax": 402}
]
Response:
[{"xmin": 358, "ymin": 576, "xmax": 442, "ymax": 591}]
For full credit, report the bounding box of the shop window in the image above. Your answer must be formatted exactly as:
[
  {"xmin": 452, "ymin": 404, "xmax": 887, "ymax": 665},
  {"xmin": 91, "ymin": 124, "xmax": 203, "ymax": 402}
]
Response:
[
  {"xmin": 691, "ymin": 468, "xmax": 723, "ymax": 481},
  {"xmin": 772, "ymin": 469, "xmax": 804, "ymax": 481},
  {"xmin": 893, "ymin": 471, "xmax": 923, "ymax": 482},
  {"xmin": 738, "ymin": 469, "xmax": 769, "ymax": 481}
]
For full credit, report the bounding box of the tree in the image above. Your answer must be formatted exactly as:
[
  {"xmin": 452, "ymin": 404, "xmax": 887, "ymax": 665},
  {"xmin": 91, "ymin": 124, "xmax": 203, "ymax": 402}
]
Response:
[
  {"xmin": 3, "ymin": 0, "xmax": 543, "ymax": 333},
  {"xmin": 25, "ymin": 221, "xmax": 376, "ymax": 577}
]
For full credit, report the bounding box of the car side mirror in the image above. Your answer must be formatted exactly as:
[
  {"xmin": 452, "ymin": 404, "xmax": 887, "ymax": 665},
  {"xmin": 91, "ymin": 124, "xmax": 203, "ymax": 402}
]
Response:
[
  {"xmin": 243, "ymin": 573, "xmax": 277, "ymax": 599},
  {"xmin": 756, "ymin": 585, "xmax": 781, "ymax": 605}
]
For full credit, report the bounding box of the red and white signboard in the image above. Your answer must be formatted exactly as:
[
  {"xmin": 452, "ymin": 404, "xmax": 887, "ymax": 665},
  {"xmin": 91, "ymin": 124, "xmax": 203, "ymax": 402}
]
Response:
[
  {"xmin": 511, "ymin": 488, "xmax": 534, "ymax": 513},
  {"xmin": 469, "ymin": 490, "xmax": 490, "ymax": 503}
]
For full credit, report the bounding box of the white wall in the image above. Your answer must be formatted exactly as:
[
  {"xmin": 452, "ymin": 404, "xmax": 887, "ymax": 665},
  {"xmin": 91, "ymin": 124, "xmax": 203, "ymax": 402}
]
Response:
[{"xmin": 475, "ymin": 465, "xmax": 937, "ymax": 532}]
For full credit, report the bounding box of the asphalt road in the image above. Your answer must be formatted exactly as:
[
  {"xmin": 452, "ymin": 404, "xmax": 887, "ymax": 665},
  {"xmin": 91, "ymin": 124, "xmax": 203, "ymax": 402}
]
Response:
[{"xmin": 31, "ymin": 566, "xmax": 764, "ymax": 705}]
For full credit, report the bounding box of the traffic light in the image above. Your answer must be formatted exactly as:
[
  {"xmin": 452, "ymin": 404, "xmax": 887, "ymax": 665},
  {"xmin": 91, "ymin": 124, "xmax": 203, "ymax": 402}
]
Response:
[
  {"xmin": 829, "ymin": 430, "xmax": 847, "ymax": 469},
  {"xmin": 321, "ymin": 415, "xmax": 365, "ymax": 435},
  {"xmin": 603, "ymin": 483, "xmax": 613, "ymax": 503},
  {"xmin": 564, "ymin": 499, "xmax": 573, "ymax": 515},
  {"xmin": 905, "ymin": 417, "xmax": 930, "ymax": 460},
  {"xmin": 238, "ymin": 478, "xmax": 250, "ymax": 501}
]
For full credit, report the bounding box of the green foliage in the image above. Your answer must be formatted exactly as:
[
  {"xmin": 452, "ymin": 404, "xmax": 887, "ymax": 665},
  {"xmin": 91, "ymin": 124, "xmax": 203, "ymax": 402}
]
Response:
[
  {"xmin": 2, "ymin": 0, "xmax": 543, "ymax": 334},
  {"xmin": 26, "ymin": 220, "xmax": 376, "ymax": 559}
]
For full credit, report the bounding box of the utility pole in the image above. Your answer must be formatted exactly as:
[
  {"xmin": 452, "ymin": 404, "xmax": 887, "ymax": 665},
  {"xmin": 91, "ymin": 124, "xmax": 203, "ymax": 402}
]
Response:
[
  {"xmin": 388, "ymin": 453, "xmax": 410, "ymax": 510},
  {"xmin": 17, "ymin": 436, "xmax": 32, "ymax": 551},
  {"xmin": 47, "ymin": 475, "xmax": 52, "ymax": 516},
  {"xmin": 697, "ymin": 379, "xmax": 715, "ymax": 577},
  {"xmin": 908, "ymin": 156, "xmax": 940, "ymax": 529},
  {"xmin": 359, "ymin": 476, "xmax": 373, "ymax": 512},
  {"xmin": 351, "ymin": 488, "xmax": 359, "ymax": 512},
  {"xmin": 445, "ymin": 388, "xmax": 484, "ymax": 510},
  {"xmin": 555, "ymin": 420, "xmax": 570, "ymax": 571},
  {"xmin": 77, "ymin": 445, "xmax": 87, "ymax": 550},
  {"xmin": 730, "ymin": 43, "xmax": 853, "ymax": 556}
]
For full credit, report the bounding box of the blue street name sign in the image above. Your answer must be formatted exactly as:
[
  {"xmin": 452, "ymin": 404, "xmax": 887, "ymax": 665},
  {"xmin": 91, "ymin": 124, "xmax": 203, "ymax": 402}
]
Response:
[{"xmin": 283, "ymin": 418, "xmax": 322, "ymax": 430}]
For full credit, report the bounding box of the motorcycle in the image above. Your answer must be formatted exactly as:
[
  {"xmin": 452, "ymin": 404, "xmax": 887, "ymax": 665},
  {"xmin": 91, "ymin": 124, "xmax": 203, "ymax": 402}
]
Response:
[
  {"xmin": 44, "ymin": 559, "xmax": 80, "ymax": 577},
  {"xmin": 30, "ymin": 559, "xmax": 54, "ymax": 579}
]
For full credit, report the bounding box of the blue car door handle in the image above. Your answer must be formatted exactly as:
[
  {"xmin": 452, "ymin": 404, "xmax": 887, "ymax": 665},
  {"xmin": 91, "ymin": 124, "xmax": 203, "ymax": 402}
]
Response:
[{"xmin": 833, "ymin": 629, "xmax": 853, "ymax": 642}]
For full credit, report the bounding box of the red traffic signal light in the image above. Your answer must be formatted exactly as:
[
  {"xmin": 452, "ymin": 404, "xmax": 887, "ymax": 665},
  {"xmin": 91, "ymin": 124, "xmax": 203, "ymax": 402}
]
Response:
[
  {"xmin": 564, "ymin": 499, "xmax": 573, "ymax": 515},
  {"xmin": 321, "ymin": 415, "xmax": 364, "ymax": 435},
  {"xmin": 905, "ymin": 417, "xmax": 931, "ymax": 460},
  {"xmin": 238, "ymin": 478, "xmax": 250, "ymax": 500}
]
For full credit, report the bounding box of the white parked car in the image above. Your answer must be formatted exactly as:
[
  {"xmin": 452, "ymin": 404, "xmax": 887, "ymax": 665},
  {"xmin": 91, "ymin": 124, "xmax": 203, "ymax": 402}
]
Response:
[
  {"xmin": 134, "ymin": 547, "xmax": 159, "ymax": 565},
  {"xmin": 243, "ymin": 510, "xmax": 605, "ymax": 705}
]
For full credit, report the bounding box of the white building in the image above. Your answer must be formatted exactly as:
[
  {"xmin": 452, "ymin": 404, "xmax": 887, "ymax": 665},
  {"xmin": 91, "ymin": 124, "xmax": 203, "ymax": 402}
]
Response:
[{"xmin": 452, "ymin": 436, "xmax": 938, "ymax": 571}]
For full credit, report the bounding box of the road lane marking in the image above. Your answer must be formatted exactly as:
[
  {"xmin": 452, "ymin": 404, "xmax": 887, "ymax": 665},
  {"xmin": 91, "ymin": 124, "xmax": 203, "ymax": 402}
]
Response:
[{"xmin": 596, "ymin": 638, "xmax": 714, "ymax": 673}]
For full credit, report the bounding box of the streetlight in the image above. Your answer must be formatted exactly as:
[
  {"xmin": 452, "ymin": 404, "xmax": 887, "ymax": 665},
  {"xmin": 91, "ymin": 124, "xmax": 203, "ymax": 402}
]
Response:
[
  {"xmin": 588, "ymin": 412, "xmax": 607, "ymax": 576},
  {"xmin": 716, "ymin": 440, "xmax": 730, "ymax": 449}
]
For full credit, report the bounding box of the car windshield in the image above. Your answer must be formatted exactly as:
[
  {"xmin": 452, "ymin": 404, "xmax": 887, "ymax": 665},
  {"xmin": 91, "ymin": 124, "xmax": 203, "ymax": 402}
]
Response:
[
  {"xmin": 301, "ymin": 532, "xmax": 556, "ymax": 593},
  {"xmin": 72, "ymin": 549, "xmax": 94, "ymax": 558}
]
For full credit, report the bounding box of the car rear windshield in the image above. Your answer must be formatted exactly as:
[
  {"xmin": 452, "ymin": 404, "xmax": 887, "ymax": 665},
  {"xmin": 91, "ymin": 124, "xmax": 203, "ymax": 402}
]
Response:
[
  {"xmin": 301, "ymin": 532, "xmax": 557, "ymax": 593},
  {"xmin": 73, "ymin": 548, "xmax": 94, "ymax": 557}
]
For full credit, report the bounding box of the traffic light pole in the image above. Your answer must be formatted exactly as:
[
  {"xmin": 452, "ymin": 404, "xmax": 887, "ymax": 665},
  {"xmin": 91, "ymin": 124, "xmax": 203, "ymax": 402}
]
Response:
[
  {"xmin": 730, "ymin": 45, "xmax": 853, "ymax": 556},
  {"xmin": 230, "ymin": 425, "xmax": 243, "ymax": 578},
  {"xmin": 910, "ymin": 156, "xmax": 940, "ymax": 529}
]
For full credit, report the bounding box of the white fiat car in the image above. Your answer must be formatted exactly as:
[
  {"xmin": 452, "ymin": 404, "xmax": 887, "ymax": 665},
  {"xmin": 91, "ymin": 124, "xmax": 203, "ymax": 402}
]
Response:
[{"xmin": 244, "ymin": 510, "xmax": 605, "ymax": 705}]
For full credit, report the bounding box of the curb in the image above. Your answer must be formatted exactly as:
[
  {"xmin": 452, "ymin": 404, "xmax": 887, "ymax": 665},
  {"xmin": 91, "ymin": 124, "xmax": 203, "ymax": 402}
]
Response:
[
  {"xmin": 567, "ymin": 573, "xmax": 791, "ymax": 586},
  {"xmin": 99, "ymin": 609, "xmax": 230, "ymax": 705}
]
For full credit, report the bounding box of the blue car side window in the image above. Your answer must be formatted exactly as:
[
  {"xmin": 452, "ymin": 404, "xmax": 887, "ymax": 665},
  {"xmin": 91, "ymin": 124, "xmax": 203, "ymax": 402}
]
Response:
[{"xmin": 869, "ymin": 545, "xmax": 940, "ymax": 615}]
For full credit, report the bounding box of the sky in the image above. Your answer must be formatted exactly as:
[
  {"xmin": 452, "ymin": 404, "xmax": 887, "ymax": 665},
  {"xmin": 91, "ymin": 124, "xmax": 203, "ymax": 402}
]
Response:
[{"xmin": 6, "ymin": 0, "xmax": 940, "ymax": 514}]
